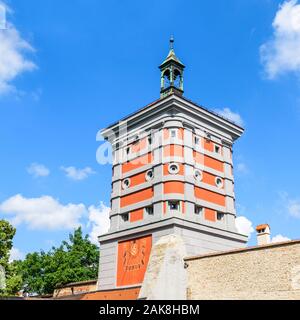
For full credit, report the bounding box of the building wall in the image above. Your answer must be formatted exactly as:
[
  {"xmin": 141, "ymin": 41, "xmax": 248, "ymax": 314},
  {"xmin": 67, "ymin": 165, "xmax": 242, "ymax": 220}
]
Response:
[
  {"xmin": 53, "ymin": 281, "xmax": 97, "ymax": 298},
  {"xmin": 99, "ymin": 95, "xmax": 246, "ymax": 291},
  {"xmin": 185, "ymin": 241, "xmax": 300, "ymax": 300},
  {"xmin": 110, "ymin": 116, "xmax": 237, "ymax": 233},
  {"xmin": 98, "ymin": 218, "xmax": 247, "ymax": 290}
]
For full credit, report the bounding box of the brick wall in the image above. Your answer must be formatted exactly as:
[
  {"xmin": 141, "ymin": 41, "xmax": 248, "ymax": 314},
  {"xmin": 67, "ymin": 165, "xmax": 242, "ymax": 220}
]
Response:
[{"xmin": 185, "ymin": 240, "xmax": 300, "ymax": 300}]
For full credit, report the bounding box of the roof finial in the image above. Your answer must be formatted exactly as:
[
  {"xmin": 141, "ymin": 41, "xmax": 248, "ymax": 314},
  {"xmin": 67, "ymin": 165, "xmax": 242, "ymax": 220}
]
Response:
[{"xmin": 170, "ymin": 35, "xmax": 174, "ymax": 50}]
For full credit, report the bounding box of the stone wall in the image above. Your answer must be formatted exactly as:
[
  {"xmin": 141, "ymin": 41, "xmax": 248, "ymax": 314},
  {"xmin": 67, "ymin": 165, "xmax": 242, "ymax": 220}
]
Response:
[
  {"xmin": 53, "ymin": 280, "xmax": 97, "ymax": 298},
  {"xmin": 185, "ymin": 240, "xmax": 300, "ymax": 300}
]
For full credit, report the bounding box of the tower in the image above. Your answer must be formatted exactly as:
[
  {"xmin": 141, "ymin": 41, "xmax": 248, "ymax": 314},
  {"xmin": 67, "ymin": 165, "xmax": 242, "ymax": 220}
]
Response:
[{"xmin": 97, "ymin": 39, "xmax": 248, "ymax": 291}]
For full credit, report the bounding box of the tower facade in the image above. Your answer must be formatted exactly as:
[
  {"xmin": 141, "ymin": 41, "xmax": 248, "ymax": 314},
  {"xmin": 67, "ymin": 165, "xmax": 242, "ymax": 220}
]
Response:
[{"xmin": 97, "ymin": 40, "xmax": 248, "ymax": 290}]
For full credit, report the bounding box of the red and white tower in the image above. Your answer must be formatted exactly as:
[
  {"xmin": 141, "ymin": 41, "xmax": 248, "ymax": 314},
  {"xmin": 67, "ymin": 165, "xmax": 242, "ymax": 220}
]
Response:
[{"xmin": 97, "ymin": 39, "xmax": 247, "ymax": 290}]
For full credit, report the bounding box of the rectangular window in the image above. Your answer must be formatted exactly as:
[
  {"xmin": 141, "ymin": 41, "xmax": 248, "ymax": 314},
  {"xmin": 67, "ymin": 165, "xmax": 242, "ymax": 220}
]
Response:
[
  {"xmin": 145, "ymin": 206, "xmax": 154, "ymax": 216},
  {"xmin": 126, "ymin": 147, "xmax": 130, "ymax": 155},
  {"xmin": 121, "ymin": 213, "xmax": 129, "ymax": 222},
  {"xmin": 148, "ymin": 136, "xmax": 152, "ymax": 146},
  {"xmin": 195, "ymin": 205, "xmax": 203, "ymax": 216},
  {"xmin": 194, "ymin": 136, "xmax": 200, "ymax": 145},
  {"xmin": 217, "ymin": 212, "xmax": 225, "ymax": 221},
  {"xmin": 214, "ymin": 144, "xmax": 221, "ymax": 154},
  {"xmin": 170, "ymin": 129, "xmax": 177, "ymax": 138},
  {"xmin": 168, "ymin": 200, "xmax": 180, "ymax": 211}
]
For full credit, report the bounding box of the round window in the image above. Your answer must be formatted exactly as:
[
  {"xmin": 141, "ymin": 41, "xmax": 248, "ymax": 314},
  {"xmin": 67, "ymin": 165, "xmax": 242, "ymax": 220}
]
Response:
[
  {"xmin": 168, "ymin": 163, "xmax": 180, "ymax": 175},
  {"xmin": 122, "ymin": 178, "xmax": 131, "ymax": 189},
  {"xmin": 194, "ymin": 169, "xmax": 203, "ymax": 181},
  {"xmin": 215, "ymin": 177, "xmax": 223, "ymax": 189},
  {"xmin": 145, "ymin": 169, "xmax": 154, "ymax": 181}
]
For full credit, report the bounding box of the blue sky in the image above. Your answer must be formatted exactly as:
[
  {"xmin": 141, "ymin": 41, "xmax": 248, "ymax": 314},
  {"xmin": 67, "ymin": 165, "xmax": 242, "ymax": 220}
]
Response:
[{"xmin": 1, "ymin": 0, "xmax": 300, "ymax": 260}]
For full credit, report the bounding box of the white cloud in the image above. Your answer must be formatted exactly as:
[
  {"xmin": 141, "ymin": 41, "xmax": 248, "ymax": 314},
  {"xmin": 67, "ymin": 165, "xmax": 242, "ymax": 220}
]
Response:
[
  {"xmin": 9, "ymin": 247, "xmax": 24, "ymax": 262},
  {"xmin": 236, "ymin": 162, "xmax": 249, "ymax": 174},
  {"xmin": 214, "ymin": 107, "xmax": 244, "ymax": 126},
  {"xmin": 235, "ymin": 216, "xmax": 255, "ymax": 238},
  {"xmin": 260, "ymin": 0, "xmax": 300, "ymax": 79},
  {"xmin": 61, "ymin": 166, "xmax": 96, "ymax": 181},
  {"xmin": 0, "ymin": 194, "xmax": 86, "ymax": 230},
  {"xmin": 280, "ymin": 192, "xmax": 300, "ymax": 218},
  {"xmin": 288, "ymin": 199, "xmax": 300, "ymax": 218},
  {"xmin": 27, "ymin": 163, "xmax": 50, "ymax": 178},
  {"xmin": 272, "ymin": 234, "xmax": 291, "ymax": 243},
  {"xmin": 87, "ymin": 202, "xmax": 110, "ymax": 245},
  {"xmin": 0, "ymin": 2, "xmax": 36, "ymax": 95}
]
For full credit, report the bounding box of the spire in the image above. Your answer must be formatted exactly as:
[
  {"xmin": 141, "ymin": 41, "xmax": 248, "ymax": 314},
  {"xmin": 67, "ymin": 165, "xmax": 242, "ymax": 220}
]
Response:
[
  {"xmin": 161, "ymin": 36, "xmax": 184, "ymax": 67},
  {"xmin": 170, "ymin": 35, "xmax": 174, "ymax": 50},
  {"xmin": 159, "ymin": 37, "xmax": 185, "ymax": 98}
]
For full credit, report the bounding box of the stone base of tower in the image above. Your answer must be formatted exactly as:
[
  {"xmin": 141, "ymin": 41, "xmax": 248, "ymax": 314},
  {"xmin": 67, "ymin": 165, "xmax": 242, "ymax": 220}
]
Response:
[{"xmin": 97, "ymin": 216, "xmax": 248, "ymax": 291}]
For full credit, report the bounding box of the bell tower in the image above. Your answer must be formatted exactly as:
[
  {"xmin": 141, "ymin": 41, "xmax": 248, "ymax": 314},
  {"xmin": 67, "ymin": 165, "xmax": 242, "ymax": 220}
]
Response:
[
  {"xmin": 160, "ymin": 36, "xmax": 185, "ymax": 98},
  {"xmin": 97, "ymin": 39, "xmax": 248, "ymax": 291}
]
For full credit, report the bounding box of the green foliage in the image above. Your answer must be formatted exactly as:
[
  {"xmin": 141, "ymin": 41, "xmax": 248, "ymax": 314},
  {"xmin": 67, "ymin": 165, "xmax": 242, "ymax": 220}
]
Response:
[
  {"xmin": 5, "ymin": 260, "xmax": 23, "ymax": 295},
  {"xmin": 0, "ymin": 222, "xmax": 99, "ymax": 296},
  {"xmin": 0, "ymin": 220, "xmax": 16, "ymax": 270},
  {"xmin": 0, "ymin": 219, "xmax": 18, "ymax": 296},
  {"xmin": 20, "ymin": 227, "xmax": 99, "ymax": 295}
]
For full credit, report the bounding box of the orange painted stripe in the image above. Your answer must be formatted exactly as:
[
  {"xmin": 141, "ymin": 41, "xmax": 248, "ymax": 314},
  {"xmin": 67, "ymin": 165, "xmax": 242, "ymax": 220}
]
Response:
[
  {"xmin": 163, "ymin": 128, "xmax": 184, "ymax": 140},
  {"xmin": 164, "ymin": 145, "xmax": 184, "ymax": 157},
  {"xmin": 204, "ymin": 208, "xmax": 216, "ymax": 222},
  {"xmin": 163, "ymin": 163, "xmax": 184, "ymax": 176},
  {"xmin": 202, "ymin": 171, "xmax": 224, "ymax": 189},
  {"xmin": 203, "ymin": 139, "xmax": 214, "ymax": 152},
  {"xmin": 130, "ymin": 138, "xmax": 147, "ymax": 153},
  {"xmin": 195, "ymin": 187, "xmax": 225, "ymax": 206},
  {"xmin": 122, "ymin": 153, "xmax": 153, "ymax": 174},
  {"xmin": 178, "ymin": 128, "xmax": 184, "ymax": 140},
  {"xmin": 128, "ymin": 171, "xmax": 147, "ymax": 188},
  {"xmin": 120, "ymin": 188, "xmax": 153, "ymax": 207},
  {"xmin": 182, "ymin": 201, "xmax": 185, "ymax": 214},
  {"xmin": 163, "ymin": 128, "xmax": 169, "ymax": 140},
  {"xmin": 130, "ymin": 208, "xmax": 144, "ymax": 222},
  {"xmin": 164, "ymin": 181, "xmax": 184, "ymax": 194},
  {"xmin": 194, "ymin": 151, "xmax": 224, "ymax": 172},
  {"xmin": 204, "ymin": 155, "xmax": 223, "ymax": 172},
  {"xmin": 163, "ymin": 201, "xmax": 167, "ymax": 214}
]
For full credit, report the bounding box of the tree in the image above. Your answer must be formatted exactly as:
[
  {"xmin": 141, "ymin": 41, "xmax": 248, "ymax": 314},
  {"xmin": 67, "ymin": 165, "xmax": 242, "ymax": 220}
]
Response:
[
  {"xmin": 20, "ymin": 227, "xmax": 99, "ymax": 295},
  {"xmin": 0, "ymin": 219, "xmax": 19, "ymax": 296},
  {"xmin": 0, "ymin": 220, "xmax": 16, "ymax": 270}
]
